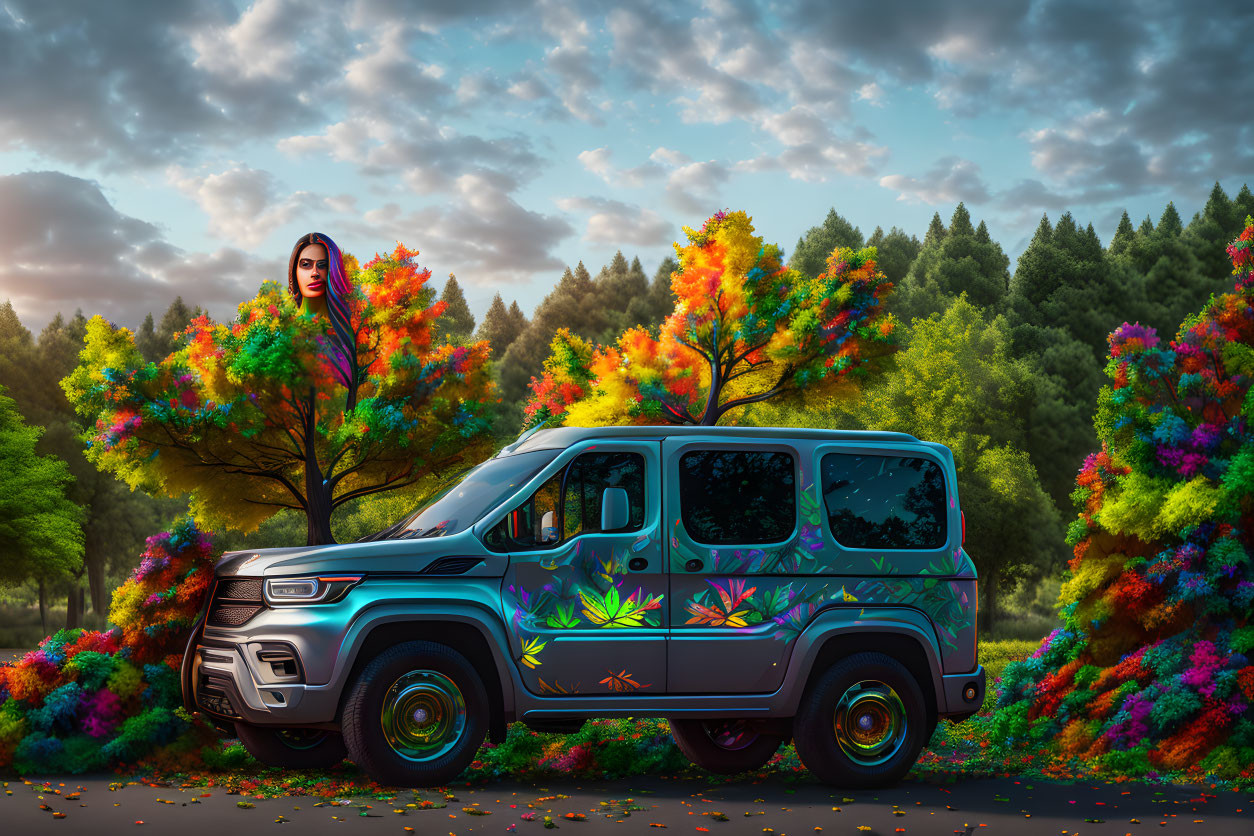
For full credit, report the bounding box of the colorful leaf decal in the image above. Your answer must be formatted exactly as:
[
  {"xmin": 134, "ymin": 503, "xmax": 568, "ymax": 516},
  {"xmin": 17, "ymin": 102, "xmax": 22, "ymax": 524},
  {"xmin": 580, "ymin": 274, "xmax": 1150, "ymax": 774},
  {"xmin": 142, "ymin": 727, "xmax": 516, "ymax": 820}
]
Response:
[
  {"xmin": 599, "ymin": 669, "xmax": 649, "ymax": 691},
  {"xmin": 519, "ymin": 635, "xmax": 547, "ymax": 668}
]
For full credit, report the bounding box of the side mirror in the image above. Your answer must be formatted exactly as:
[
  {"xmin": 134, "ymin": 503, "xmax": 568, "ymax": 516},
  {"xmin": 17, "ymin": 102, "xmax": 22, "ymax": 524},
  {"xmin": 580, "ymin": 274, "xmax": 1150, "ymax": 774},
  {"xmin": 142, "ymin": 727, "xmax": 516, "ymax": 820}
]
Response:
[
  {"xmin": 539, "ymin": 510, "xmax": 559, "ymax": 544},
  {"xmin": 601, "ymin": 487, "xmax": 630, "ymax": 532}
]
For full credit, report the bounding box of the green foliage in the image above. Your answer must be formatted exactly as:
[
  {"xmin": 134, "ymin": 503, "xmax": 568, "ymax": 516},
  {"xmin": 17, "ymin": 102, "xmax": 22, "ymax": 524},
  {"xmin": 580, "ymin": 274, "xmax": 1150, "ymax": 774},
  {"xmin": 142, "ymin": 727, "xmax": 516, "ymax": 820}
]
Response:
[
  {"xmin": 434, "ymin": 274, "xmax": 476, "ymax": 341},
  {"xmin": 857, "ymin": 297, "xmax": 1064, "ymax": 628},
  {"xmin": 476, "ymin": 293, "xmax": 527, "ymax": 360},
  {"xmin": 865, "ymin": 225, "xmax": 922, "ymax": 286},
  {"xmin": 0, "ymin": 386, "xmax": 83, "ymax": 588},
  {"xmin": 789, "ymin": 208, "xmax": 864, "ymax": 279},
  {"xmin": 891, "ymin": 203, "xmax": 1010, "ymax": 326}
]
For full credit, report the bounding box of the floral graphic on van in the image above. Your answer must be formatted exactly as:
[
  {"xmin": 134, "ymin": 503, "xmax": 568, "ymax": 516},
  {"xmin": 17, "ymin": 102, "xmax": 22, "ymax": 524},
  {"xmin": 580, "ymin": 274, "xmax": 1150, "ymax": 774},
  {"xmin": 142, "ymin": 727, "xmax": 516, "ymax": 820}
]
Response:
[
  {"xmin": 684, "ymin": 578, "xmax": 757, "ymax": 626},
  {"xmin": 518, "ymin": 635, "xmax": 547, "ymax": 668},
  {"xmin": 537, "ymin": 677, "xmax": 581, "ymax": 694},
  {"xmin": 579, "ymin": 585, "xmax": 663, "ymax": 627},
  {"xmin": 599, "ymin": 669, "xmax": 649, "ymax": 691}
]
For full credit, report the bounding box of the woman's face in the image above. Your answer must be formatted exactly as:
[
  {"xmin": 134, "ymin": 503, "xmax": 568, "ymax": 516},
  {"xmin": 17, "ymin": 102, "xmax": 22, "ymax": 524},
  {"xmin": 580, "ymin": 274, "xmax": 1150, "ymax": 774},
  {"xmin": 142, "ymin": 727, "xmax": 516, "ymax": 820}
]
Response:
[{"xmin": 295, "ymin": 243, "xmax": 329, "ymax": 298}]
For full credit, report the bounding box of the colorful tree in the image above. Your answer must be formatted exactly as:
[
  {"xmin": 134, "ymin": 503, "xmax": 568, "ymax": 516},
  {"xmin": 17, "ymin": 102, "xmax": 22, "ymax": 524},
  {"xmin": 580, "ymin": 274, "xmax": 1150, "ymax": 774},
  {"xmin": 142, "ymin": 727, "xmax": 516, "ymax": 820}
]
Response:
[
  {"xmin": 0, "ymin": 517, "xmax": 219, "ymax": 773},
  {"xmin": 521, "ymin": 329, "xmax": 597, "ymax": 431},
  {"xmin": 995, "ymin": 218, "xmax": 1254, "ymax": 780},
  {"xmin": 62, "ymin": 244, "xmax": 496, "ymax": 546},
  {"xmin": 524, "ymin": 210, "xmax": 897, "ymax": 427}
]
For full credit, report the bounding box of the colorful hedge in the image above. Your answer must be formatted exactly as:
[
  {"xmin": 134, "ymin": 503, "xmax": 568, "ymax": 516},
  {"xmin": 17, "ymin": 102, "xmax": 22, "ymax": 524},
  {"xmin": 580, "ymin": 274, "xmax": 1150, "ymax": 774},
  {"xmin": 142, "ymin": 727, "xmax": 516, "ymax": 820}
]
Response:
[
  {"xmin": 0, "ymin": 517, "xmax": 219, "ymax": 773},
  {"xmin": 994, "ymin": 218, "xmax": 1254, "ymax": 782}
]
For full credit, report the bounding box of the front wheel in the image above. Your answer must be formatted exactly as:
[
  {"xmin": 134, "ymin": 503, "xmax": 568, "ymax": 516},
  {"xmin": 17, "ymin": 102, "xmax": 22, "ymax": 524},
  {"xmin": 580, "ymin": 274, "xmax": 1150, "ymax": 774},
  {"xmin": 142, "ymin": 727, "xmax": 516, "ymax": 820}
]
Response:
[
  {"xmin": 341, "ymin": 641, "xmax": 488, "ymax": 787},
  {"xmin": 234, "ymin": 723, "xmax": 348, "ymax": 768},
  {"xmin": 793, "ymin": 652, "xmax": 929, "ymax": 788},
  {"xmin": 668, "ymin": 718, "xmax": 785, "ymax": 774}
]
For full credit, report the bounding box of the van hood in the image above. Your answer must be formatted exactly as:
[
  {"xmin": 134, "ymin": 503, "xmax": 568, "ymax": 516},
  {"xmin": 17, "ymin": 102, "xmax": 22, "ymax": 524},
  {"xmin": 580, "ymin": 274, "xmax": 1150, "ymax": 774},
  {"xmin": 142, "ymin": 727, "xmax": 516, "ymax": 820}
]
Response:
[{"xmin": 214, "ymin": 532, "xmax": 486, "ymax": 577}]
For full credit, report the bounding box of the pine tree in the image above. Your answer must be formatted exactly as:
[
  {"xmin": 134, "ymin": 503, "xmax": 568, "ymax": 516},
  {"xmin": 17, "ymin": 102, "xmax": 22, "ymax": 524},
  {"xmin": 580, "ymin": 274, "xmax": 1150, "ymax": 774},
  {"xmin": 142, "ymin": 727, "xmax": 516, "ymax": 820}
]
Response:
[
  {"xmin": 134, "ymin": 313, "xmax": 159, "ymax": 363},
  {"xmin": 497, "ymin": 262, "xmax": 606, "ymax": 402},
  {"xmin": 891, "ymin": 203, "xmax": 1010, "ymax": 325},
  {"xmin": 922, "ymin": 212, "xmax": 947, "ymax": 247},
  {"xmin": 974, "ymin": 220, "xmax": 991, "ymax": 244},
  {"xmin": 435, "ymin": 273, "xmax": 476, "ymax": 341},
  {"xmin": 1109, "ymin": 211, "xmax": 1136, "ymax": 256},
  {"xmin": 476, "ymin": 293, "xmax": 522, "ymax": 360},
  {"xmin": 1115, "ymin": 201, "xmax": 1214, "ymax": 339},
  {"xmin": 1184, "ymin": 182, "xmax": 1251, "ymax": 283},
  {"xmin": 865, "ymin": 226, "xmax": 923, "ymax": 286},
  {"xmin": 593, "ymin": 252, "xmax": 649, "ymax": 343},
  {"xmin": 1157, "ymin": 201, "xmax": 1183, "ymax": 237},
  {"xmin": 507, "ymin": 300, "xmax": 528, "ymax": 336},
  {"xmin": 790, "ymin": 208, "xmax": 864, "ymax": 277}
]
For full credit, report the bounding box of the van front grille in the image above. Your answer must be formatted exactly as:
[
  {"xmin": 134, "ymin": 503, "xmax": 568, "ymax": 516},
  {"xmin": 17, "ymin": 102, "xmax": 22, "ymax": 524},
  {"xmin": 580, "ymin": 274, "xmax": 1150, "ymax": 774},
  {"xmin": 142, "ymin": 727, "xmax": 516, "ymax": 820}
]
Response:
[{"xmin": 207, "ymin": 577, "xmax": 264, "ymax": 628}]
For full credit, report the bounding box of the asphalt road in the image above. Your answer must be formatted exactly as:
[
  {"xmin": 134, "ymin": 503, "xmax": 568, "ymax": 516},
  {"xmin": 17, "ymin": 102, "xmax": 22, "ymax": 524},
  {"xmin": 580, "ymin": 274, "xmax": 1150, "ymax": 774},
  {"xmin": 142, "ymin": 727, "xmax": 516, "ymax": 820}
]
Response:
[{"xmin": 4, "ymin": 772, "xmax": 1250, "ymax": 836}]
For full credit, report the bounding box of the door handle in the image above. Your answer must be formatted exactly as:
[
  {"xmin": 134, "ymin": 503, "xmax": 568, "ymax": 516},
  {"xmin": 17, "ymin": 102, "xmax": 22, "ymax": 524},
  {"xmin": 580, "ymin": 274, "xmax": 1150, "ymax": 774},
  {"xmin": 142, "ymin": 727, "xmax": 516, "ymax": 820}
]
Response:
[
  {"xmin": 684, "ymin": 559, "xmax": 703, "ymax": 572},
  {"xmin": 628, "ymin": 556, "xmax": 647, "ymax": 571}
]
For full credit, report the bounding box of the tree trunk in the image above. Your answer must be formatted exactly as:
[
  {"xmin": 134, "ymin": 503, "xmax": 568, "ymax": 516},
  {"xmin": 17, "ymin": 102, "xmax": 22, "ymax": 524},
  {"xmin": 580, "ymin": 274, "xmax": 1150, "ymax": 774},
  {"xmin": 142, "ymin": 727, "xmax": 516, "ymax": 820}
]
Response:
[
  {"xmin": 979, "ymin": 570, "xmax": 997, "ymax": 635},
  {"xmin": 66, "ymin": 585, "xmax": 84, "ymax": 630},
  {"xmin": 304, "ymin": 386, "xmax": 336, "ymax": 546},
  {"xmin": 699, "ymin": 347, "xmax": 722, "ymax": 426},
  {"xmin": 38, "ymin": 578, "xmax": 48, "ymax": 637},
  {"xmin": 87, "ymin": 543, "xmax": 109, "ymax": 616}
]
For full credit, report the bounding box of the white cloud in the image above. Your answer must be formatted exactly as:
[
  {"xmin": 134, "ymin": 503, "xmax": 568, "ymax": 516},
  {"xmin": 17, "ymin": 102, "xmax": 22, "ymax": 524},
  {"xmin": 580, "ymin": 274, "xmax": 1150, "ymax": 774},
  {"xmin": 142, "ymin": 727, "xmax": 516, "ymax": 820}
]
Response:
[
  {"xmin": 352, "ymin": 173, "xmax": 574, "ymax": 287},
  {"xmin": 879, "ymin": 156, "xmax": 991, "ymax": 204},
  {"xmin": 0, "ymin": 171, "xmax": 268, "ymax": 330},
  {"xmin": 556, "ymin": 196, "xmax": 672, "ymax": 246},
  {"xmin": 168, "ymin": 164, "xmax": 324, "ymax": 249},
  {"xmin": 665, "ymin": 161, "xmax": 730, "ymax": 215}
]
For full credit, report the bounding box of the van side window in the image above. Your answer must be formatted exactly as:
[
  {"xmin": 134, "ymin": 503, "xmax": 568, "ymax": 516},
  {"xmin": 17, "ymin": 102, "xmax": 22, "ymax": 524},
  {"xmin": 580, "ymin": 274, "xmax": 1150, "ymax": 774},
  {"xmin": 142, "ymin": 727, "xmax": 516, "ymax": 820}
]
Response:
[
  {"xmin": 485, "ymin": 451, "xmax": 644, "ymax": 550},
  {"xmin": 678, "ymin": 450, "xmax": 795, "ymax": 545},
  {"xmin": 821, "ymin": 454, "xmax": 947, "ymax": 549},
  {"xmin": 562, "ymin": 452, "xmax": 644, "ymax": 539}
]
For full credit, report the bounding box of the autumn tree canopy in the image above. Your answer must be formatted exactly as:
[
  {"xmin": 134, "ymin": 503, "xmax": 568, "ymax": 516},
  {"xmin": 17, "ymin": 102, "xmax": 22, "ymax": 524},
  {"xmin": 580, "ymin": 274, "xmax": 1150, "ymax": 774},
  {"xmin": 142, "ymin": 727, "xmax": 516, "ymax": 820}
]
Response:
[
  {"xmin": 62, "ymin": 244, "xmax": 496, "ymax": 546},
  {"xmin": 523, "ymin": 210, "xmax": 898, "ymax": 428}
]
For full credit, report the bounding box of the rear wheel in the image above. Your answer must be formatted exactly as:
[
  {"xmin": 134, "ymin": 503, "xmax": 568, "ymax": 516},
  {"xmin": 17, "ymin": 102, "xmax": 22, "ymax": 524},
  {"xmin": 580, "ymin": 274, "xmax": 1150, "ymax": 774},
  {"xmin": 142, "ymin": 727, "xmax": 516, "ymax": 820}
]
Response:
[
  {"xmin": 235, "ymin": 723, "xmax": 348, "ymax": 768},
  {"xmin": 668, "ymin": 718, "xmax": 785, "ymax": 774},
  {"xmin": 793, "ymin": 652, "xmax": 929, "ymax": 788},
  {"xmin": 341, "ymin": 641, "xmax": 488, "ymax": 787}
]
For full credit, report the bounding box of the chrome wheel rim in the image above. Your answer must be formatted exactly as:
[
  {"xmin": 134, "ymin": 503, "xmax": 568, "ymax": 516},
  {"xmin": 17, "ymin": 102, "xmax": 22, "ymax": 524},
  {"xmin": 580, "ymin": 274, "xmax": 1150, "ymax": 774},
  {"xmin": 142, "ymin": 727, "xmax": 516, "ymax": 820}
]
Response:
[
  {"xmin": 276, "ymin": 728, "xmax": 328, "ymax": 751},
  {"xmin": 833, "ymin": 680, "xmax": 907, "ymax": 766},
  {"xmin": 381, "ymin": 670, "xmax": 466, "ymax": 762},
  {"xmin": 702, "ymin": 719, "xmax": 759, "ymax": 751}
]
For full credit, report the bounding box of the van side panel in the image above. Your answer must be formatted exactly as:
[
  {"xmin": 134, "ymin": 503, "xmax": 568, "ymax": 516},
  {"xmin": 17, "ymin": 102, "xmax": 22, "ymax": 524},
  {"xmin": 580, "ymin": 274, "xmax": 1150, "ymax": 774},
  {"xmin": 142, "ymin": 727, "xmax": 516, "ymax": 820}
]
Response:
[{"xmin": 666, "ymin": 438, "xmax": 979, "ymax": 692}]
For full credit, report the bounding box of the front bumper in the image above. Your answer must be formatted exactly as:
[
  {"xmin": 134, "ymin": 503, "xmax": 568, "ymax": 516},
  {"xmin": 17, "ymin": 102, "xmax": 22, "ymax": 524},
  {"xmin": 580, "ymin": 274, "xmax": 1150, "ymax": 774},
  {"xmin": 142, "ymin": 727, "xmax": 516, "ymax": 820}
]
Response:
[
  {"xmin": 187, "ymin": 640, "xmax": 345, "ymax": 727},
  {"xmin": 940, "ymin": 665, "xmax": 986, "ymax": 721}
]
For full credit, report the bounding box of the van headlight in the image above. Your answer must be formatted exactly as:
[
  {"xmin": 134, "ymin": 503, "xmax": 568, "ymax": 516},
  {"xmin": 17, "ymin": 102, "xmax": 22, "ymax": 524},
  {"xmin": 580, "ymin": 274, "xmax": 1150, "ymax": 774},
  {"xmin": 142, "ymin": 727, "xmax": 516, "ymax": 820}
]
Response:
[{"xmin": 264, "ymin": 575, "xmax": 362, "ymax": 605}]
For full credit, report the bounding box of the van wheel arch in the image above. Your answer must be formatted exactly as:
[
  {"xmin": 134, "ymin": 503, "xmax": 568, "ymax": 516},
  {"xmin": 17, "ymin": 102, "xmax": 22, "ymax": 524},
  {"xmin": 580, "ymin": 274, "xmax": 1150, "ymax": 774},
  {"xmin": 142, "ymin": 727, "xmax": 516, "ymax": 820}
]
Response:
[
  {"xmin": 800, "ymin": 632, "xmax": 939, "ymax": 732},
  {"xmin": 341, "ymin": 620, "xmax": 509, "ymax": 743}
]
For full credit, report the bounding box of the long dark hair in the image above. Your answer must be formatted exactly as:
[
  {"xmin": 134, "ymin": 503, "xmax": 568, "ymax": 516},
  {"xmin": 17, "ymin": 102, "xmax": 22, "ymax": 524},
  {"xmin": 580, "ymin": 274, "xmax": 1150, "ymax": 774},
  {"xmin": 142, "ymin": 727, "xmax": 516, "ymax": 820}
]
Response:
[{"xmin": 287, "ymin": 232, "xmax": 357, "ymax": 394}]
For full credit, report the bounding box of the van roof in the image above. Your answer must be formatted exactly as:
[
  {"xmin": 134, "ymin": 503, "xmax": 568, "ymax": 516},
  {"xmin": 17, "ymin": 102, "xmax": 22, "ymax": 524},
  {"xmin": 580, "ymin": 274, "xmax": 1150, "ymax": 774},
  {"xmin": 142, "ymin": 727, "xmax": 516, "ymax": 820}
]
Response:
[{"xmin": 499, "ymin": 425, "xmax": 920, "ymax": 456}]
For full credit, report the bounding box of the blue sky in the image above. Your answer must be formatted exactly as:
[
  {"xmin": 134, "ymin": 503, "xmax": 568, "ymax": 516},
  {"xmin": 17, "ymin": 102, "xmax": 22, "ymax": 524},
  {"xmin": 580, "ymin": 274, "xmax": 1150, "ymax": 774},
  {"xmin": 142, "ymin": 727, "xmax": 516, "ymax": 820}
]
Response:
[{"xmin": 0, "ymin": 0, "xmax": 1250, "ymax": 333}]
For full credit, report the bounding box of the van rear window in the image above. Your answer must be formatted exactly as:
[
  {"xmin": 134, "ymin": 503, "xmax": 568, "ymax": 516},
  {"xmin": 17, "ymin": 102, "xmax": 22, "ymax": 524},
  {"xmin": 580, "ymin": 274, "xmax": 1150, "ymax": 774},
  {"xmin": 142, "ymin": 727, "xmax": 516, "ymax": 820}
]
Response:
[
  {"xmin": 821, "ymin": 454, "xmax": 947, "ymax": 549},
  {"xmin": 679, "ymin": 450, "xmax": 795, "ymax": 545}
]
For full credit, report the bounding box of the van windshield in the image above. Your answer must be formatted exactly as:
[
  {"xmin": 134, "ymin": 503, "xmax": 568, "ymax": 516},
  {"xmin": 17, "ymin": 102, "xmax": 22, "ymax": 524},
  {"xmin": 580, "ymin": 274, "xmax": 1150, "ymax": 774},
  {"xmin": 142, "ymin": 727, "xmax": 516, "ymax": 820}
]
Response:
[{"xmin": 362, "ymin": 449, "xmax": 562, "ymax": 541}]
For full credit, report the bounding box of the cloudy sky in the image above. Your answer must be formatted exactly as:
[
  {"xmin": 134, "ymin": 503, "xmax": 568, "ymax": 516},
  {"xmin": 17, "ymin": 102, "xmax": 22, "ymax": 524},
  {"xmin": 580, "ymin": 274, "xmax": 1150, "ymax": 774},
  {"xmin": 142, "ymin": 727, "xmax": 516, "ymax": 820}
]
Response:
[{"xmin": 0, "ymin": 0, "xmax": 1250, "ymax": 333}]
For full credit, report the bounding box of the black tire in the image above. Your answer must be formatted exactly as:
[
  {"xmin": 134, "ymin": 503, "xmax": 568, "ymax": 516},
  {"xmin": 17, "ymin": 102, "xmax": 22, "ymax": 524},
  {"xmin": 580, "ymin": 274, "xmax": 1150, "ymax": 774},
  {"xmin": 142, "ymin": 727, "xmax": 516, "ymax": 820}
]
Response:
[
  {"xmin": 341, "ymin": 641, "xmax": 488, "ymax": 787},
  {"xmin": 793, "ymin": 652, "xmax": 929, "ymax": 788},
  {"xmin": 668, "ymin": 718, "xmax": 785, "ymax": 775},
  {"xmin": 234, "ymin": 723, "xmax": 348, "ymax": 769}
]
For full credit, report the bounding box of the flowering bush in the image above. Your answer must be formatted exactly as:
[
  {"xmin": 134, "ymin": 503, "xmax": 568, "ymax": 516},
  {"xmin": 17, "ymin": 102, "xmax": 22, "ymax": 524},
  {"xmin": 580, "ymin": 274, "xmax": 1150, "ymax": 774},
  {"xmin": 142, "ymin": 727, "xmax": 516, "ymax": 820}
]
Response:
[
  {"xmin": 996, "ymin": 218, "xmax": 1254, "ymax": 780},
  {"xmin": 0, "ymin": 517, "xmax": 219, "ymax": 773}
]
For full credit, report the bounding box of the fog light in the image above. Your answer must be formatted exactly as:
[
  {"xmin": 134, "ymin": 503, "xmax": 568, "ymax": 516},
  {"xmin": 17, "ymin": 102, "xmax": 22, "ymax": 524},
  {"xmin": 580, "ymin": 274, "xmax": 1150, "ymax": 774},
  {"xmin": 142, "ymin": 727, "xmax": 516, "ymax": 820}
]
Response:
[{"xmin": 963, "ymin": 685, "xmax": 978, "ymax": 702}]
